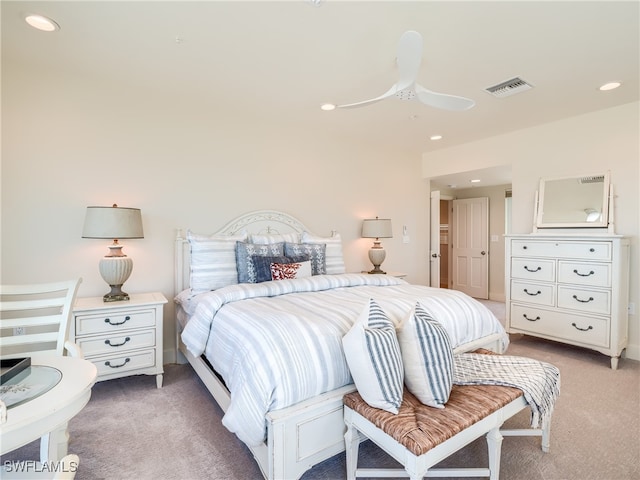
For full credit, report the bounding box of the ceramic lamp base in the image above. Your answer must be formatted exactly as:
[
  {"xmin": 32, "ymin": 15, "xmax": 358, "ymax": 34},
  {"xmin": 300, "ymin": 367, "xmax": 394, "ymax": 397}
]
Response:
[
  {"xmin": 368, "ymin": 245, "xmax": 387, "ymax": 275},
  {"xmin": 98, "ymin": 255, "xmax": 133, "ymax": 302}
]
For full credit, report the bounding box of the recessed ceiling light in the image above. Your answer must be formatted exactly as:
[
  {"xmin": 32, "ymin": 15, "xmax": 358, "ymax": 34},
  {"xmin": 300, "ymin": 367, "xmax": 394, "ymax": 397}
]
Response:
[
  {"xmin": 470, "ymin": 179, "xmax": 481, "ymax": 183},
  {"xmin": 430, "ymin": 135, "xmax": 443, "ymax": 141},
  {"xmin": 320, "ymin": 103, "xmax": 336, "ymax": 111},
  {"xmin": 25, "ymin": 14, "xmax": 60, "ymax": 32},
  {"xmin": 599, "ymin": 82, "xmax": 621, "ymax": 91}
]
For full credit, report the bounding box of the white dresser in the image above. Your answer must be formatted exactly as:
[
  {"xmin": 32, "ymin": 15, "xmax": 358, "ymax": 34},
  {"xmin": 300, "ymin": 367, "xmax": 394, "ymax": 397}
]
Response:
[
  {"xmin": 505, "ymin": 234, "xmax": 630, "ymax": 369},
  {"xmin": 71, "ymin": 292, "xmax": 167, "ymax": 387}
]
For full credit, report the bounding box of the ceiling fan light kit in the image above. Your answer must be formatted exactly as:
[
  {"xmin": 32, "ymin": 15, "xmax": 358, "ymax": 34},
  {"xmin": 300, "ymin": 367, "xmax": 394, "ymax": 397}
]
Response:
[{"xmin": 337, "ymin": 30, "xmax": 475, "ymax": 112}]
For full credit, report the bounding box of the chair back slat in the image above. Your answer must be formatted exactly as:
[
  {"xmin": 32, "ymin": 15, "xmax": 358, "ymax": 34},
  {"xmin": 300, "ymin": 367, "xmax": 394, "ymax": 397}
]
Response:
[{"xmin": 0, "ymin": 278, "xmax": 82, "ymax": 357}]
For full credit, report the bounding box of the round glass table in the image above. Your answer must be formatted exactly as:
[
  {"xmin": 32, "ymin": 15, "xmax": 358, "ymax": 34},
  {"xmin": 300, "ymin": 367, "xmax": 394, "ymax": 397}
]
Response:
[{"xmin": 1, "ymin": 366, "xmax": 62, "ymax": 409}]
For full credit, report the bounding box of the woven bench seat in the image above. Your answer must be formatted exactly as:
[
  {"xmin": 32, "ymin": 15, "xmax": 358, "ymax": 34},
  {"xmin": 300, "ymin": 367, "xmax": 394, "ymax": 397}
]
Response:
[{"xmin": 344, "ymin": 384, "xmax": 540, "ymax": 480}]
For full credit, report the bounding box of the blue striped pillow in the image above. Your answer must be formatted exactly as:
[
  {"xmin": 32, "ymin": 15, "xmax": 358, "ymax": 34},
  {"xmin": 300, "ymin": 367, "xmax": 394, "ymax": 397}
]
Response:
[
  {"xmin": 398, "ymin": 302, "xmax": 453, "ymax": 408},
  {"xmin": 342, "ymin": 299, "xmax": 404, "ymax": 414}
]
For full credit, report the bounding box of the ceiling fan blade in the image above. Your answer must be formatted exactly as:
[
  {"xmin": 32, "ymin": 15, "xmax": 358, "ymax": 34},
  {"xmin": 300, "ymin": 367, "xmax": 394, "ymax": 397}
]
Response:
[
  {"xmin": 396, "ymin": 30, "xmax": 423, "ymax": 88},
  {"xmin": 415, "ymin": 84, "xmax": 475, "ymax": 111},
  {"xmin": 336, "ymin": 84, "xmax": 398, "ymax": 109}
]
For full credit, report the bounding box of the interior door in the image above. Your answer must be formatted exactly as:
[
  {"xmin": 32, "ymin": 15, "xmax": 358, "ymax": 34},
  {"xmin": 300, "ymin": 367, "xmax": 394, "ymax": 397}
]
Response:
[
  {"xmin": 430, "ymin": 190, "xmax": 441, "ymax": 287},
  {"xmin": 451, "ymin": 197, "xmax": 489, "ymax": 299}
]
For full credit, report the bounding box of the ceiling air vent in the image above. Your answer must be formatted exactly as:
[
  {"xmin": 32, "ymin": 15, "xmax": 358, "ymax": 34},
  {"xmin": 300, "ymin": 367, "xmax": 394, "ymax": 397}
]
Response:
[{"xmin": 485, "ymin": 77, "xmax": 533, "ymax": 98}]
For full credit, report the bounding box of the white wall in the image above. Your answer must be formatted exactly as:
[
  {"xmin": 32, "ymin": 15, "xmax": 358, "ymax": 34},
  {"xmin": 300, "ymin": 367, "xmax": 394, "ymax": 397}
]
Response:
[
  {"xmin": 423, "ymin": 102, "xmax": 640, "ymax": 360},
  {"xmin": 1, "ymin": 60, "xmax": 431, "ymax": 361}
]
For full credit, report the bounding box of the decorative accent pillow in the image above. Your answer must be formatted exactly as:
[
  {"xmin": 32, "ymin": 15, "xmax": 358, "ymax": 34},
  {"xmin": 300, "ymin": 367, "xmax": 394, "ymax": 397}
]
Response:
[
  {"xmin": 251, "ymin": 255, "xmax": 310, "ymax": 283},
  {"xmin": 397, "ymin": 302, "xmax": 454, "ymax": 409},
  {"xmin": 235, "ymin": 242, "xmax": 284, "ymax": 284},
  {"xmin": 270, "ymin": 260, "xmax": 312, "ymax": 280},
  {"xmin": 284, "ymin": 242, "xmax": 326, "ymax": 275},
  {"xmin": 187, "ymin": 230, "xmax": 248, "ymax": 294},
  {"xmin": 250, "ymin": 232, "xmax": 300, "ymax": 244},
  {"xmin": 301, "ymin": 232, "xmax": 345, "ymax": 274},
  {"xmin": 342, "ymin": 299, "xmax": 404, "ymax": 414}
]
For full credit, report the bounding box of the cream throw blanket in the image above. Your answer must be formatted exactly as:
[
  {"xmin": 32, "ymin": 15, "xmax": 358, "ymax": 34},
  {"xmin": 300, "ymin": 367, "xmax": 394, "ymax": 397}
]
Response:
[{"xmin": 454, "ymin": 353, "xmax": 561, "ymax": 428}]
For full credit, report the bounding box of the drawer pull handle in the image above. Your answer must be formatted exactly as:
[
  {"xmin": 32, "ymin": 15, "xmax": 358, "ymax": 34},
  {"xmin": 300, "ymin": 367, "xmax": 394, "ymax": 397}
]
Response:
[
  {"xmin": 573, "ymin": 269, "xmax": 595, "ymax": 277},
  {"xmin": 573, "ymin": 295, "xmax": 594, "ymax": 303},
  {"xmin": 572, "ymin": 322, "xmax": 593, "ymax": 332},
  {"xmin": 524, "ymin": 289, "xmax": 542, "ymax": 296},
  {"xmin": 105, "ymin": 337, "xmax": 131, "ymax": 348},
  {"xmin": 524, "ymin": 266, "xmax": 541, "ymax": 272},
  {"xmin": 104, "ymin": 316, "xmax": 131, "ymax": 326},
  {"xmin": 522, "ymin": 245, "xmax": 528, "ymax": 250},
  {"xmin": 105, "ymin": 358, "xmax": 130, "ymax": 369},
  {"xmin": 523, "ymin": 314, "xmax": 541, "ymax": 322},
  {"xmin": 589, "ymin": 248, "xmax": 595, "ymax": 253}
]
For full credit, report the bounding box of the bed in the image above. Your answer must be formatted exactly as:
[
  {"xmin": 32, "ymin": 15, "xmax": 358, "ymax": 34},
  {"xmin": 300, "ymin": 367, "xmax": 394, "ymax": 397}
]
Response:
[{"xmin": 174, "ymin": 210, "xmax": 509, "ymax": 480}]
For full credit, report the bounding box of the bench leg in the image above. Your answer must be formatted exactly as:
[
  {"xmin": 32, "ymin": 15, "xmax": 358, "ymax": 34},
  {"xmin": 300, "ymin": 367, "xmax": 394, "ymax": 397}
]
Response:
[
  {"xmin": 344, "ymin": 421, "xmax": 360, "ymax": 480},
  {"xmin": 541, "ymin": 417, "xmax": 551, "ymax": 453},
  {"xmin": 486, "ymin": 427, "xmax": 503, "ymax": 480}
]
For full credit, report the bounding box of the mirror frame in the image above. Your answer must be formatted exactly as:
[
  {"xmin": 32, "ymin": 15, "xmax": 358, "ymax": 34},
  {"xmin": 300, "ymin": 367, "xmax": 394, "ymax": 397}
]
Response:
[{"xmin": 535, "ymin": 171, "xmax": 611, "ymax": 229}]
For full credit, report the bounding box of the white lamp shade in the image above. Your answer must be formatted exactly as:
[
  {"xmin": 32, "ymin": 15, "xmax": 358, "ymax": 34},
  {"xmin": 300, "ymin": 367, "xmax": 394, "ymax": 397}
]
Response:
[
  {"xmin": 82, "ymin": 205, "xmax": 144, "ymax": 239},
  {"xmin": 362, "ymin": 218, "xmax": 392, "ymax": 239}
]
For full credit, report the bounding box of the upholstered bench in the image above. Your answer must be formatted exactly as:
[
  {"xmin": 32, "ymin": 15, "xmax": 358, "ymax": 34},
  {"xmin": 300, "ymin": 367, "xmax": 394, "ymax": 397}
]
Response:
[{"xmin": 344, "ymin": 383, "xmax": 544, "ymax": 480}]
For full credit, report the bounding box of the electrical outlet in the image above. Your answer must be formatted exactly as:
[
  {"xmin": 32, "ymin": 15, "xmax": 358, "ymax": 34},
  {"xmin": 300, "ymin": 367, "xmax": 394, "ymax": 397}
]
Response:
[
  {"xmin": 13, "ymin": 327, "xmax": 26, "ymax": 335},
  {"xmin": 628, "ymin": 303, "xmax": 636, "ymax": 315}
]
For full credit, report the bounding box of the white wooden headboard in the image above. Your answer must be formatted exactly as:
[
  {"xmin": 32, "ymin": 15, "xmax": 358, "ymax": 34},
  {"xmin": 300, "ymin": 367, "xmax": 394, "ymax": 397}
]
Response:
[{"xmin": 175, "ymin": 210, "xmax": 325, "ymax": 294}]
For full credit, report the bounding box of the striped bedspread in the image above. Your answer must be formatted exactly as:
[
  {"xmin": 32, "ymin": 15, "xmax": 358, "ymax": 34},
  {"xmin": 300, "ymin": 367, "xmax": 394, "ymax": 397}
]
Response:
[{"xmin": 179, "ymin": 274, "xmax": 509, "ymax": 446}]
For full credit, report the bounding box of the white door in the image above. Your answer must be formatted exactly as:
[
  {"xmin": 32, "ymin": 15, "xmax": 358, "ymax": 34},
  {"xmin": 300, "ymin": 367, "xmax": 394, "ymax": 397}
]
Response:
[
  {"xmin": 452, "ymin": 197, "xmax": 489, "ymax": 299},
  {"xmin": 430, "ymin": 190, "xmax": 441, "ymax": 287}
]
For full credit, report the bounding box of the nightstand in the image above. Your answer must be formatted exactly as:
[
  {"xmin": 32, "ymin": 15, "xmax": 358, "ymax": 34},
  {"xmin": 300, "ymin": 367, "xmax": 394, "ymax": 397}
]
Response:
[
  {"xmin": 361, "ymin": 271, "xmax": 407, "ymax": 279},
  {"xmin": 71, "ymin": 292, "xmax": 167, "ymax": 388}
]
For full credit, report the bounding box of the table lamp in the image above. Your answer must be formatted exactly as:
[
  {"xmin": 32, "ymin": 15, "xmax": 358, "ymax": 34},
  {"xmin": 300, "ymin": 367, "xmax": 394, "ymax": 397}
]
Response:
[
  {"xmin": 361, "ymin": 217, "xmax": 392, "ymax": 274},
  {"xmin": 82, "ymin": 204, "xmax": 144, "ymax": 302}
]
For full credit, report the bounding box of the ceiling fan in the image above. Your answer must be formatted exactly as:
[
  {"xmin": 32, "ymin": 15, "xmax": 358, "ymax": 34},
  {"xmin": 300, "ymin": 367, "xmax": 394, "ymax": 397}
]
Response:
[{"xmin": 337, "ymin": 30, "xmax": 475, "ymax": 111}]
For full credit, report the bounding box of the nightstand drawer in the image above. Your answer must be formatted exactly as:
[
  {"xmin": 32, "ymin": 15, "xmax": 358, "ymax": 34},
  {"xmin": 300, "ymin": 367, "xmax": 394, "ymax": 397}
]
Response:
[
  {"xmin": 77, "ymin": 330, "xmax": 156, "ymax": 357},
  {"xmin": 91, "ymin": 349, "xmax": 156, "ymax": 376},
  {"xmin": 76, "ymin": 309, "xmax": 156, "ymax": 335}
]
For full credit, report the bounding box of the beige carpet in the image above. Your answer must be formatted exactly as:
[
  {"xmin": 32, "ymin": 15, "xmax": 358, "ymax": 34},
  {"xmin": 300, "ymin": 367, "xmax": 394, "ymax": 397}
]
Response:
[{"xmin": 2, "ymin": 300, "xmax": 639, "ymax": 479}]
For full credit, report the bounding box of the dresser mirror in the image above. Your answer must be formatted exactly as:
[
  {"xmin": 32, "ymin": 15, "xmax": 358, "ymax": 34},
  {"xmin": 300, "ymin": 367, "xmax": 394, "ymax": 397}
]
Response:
[{"xmin": 535, "ymin": 172, "xmax": 611, "ymax": 229}]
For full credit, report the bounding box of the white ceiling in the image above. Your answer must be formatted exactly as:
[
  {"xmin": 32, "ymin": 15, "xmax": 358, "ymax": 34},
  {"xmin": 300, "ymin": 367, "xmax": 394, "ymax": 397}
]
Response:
[{"xmin": 3, "ymin": 1, "xmax": 639, "ymax": 187}]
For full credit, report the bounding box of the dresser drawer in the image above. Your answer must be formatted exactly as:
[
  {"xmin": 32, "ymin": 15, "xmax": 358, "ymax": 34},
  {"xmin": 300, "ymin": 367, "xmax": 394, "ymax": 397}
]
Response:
[
  {"xmin": 510, "ymin": 280, "xmax": 554, "ymax": 306},
  {"xmin": 557, "ymin": 286, "xmax": 611, "ymax": 315},
  {"xmin": 510, "ymin": 304, "xmax": 609, "ymax": 348},
  {"xmin": 77, "ymin": 330, "xmax": 156, "ymax": 357},
  {"xmin": 75, "ymin": 309, "xmax": 156, "ymax": 335},
  {"xmin": 511, "ymin": 258, "xmax": 555, "ymax": 282},
  {"xmin": 557, "ymin": 261, "xmax": 611, "ymax": 288},
  {"xmin": 91, "ymin": 349, "xmax": 156, "ymax": 377},
  {"xmin": 511, "ymin": 240, "xmax": 611, "ymax": 260}
]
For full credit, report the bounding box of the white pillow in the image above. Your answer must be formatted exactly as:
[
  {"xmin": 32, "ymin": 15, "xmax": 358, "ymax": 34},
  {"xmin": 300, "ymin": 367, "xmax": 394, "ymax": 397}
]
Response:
[
  {"xmin": 342, "ymin": 299, "xmax": 404, "ymax": 414},
  {"xmin": 187, "ymin": 230, "xmax": 248, "ymax": 294},
  {"xmin": 398, "ymin": 302, "xmax": 454, "ymax": 409},
  {"xmin": 301, "ymin": 231, "xmax": 345, "ymax": 274},
  {"xmin": 251, "ymin": 232, "xmax": 300, "ymax": 244}
]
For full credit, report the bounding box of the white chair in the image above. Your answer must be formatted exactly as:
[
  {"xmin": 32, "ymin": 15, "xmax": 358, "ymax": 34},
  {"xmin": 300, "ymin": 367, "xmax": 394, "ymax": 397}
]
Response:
[
  {"xmin": 1, "ymin": 454, "xmax": 80, "ymax": 479},
  {"xmin": 0, "ymin": 278, "xmax": 83, "ymax": 359},
  {"xmin": 1, "ymin": 280, "xmax": 85, "ymax": 469}
]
